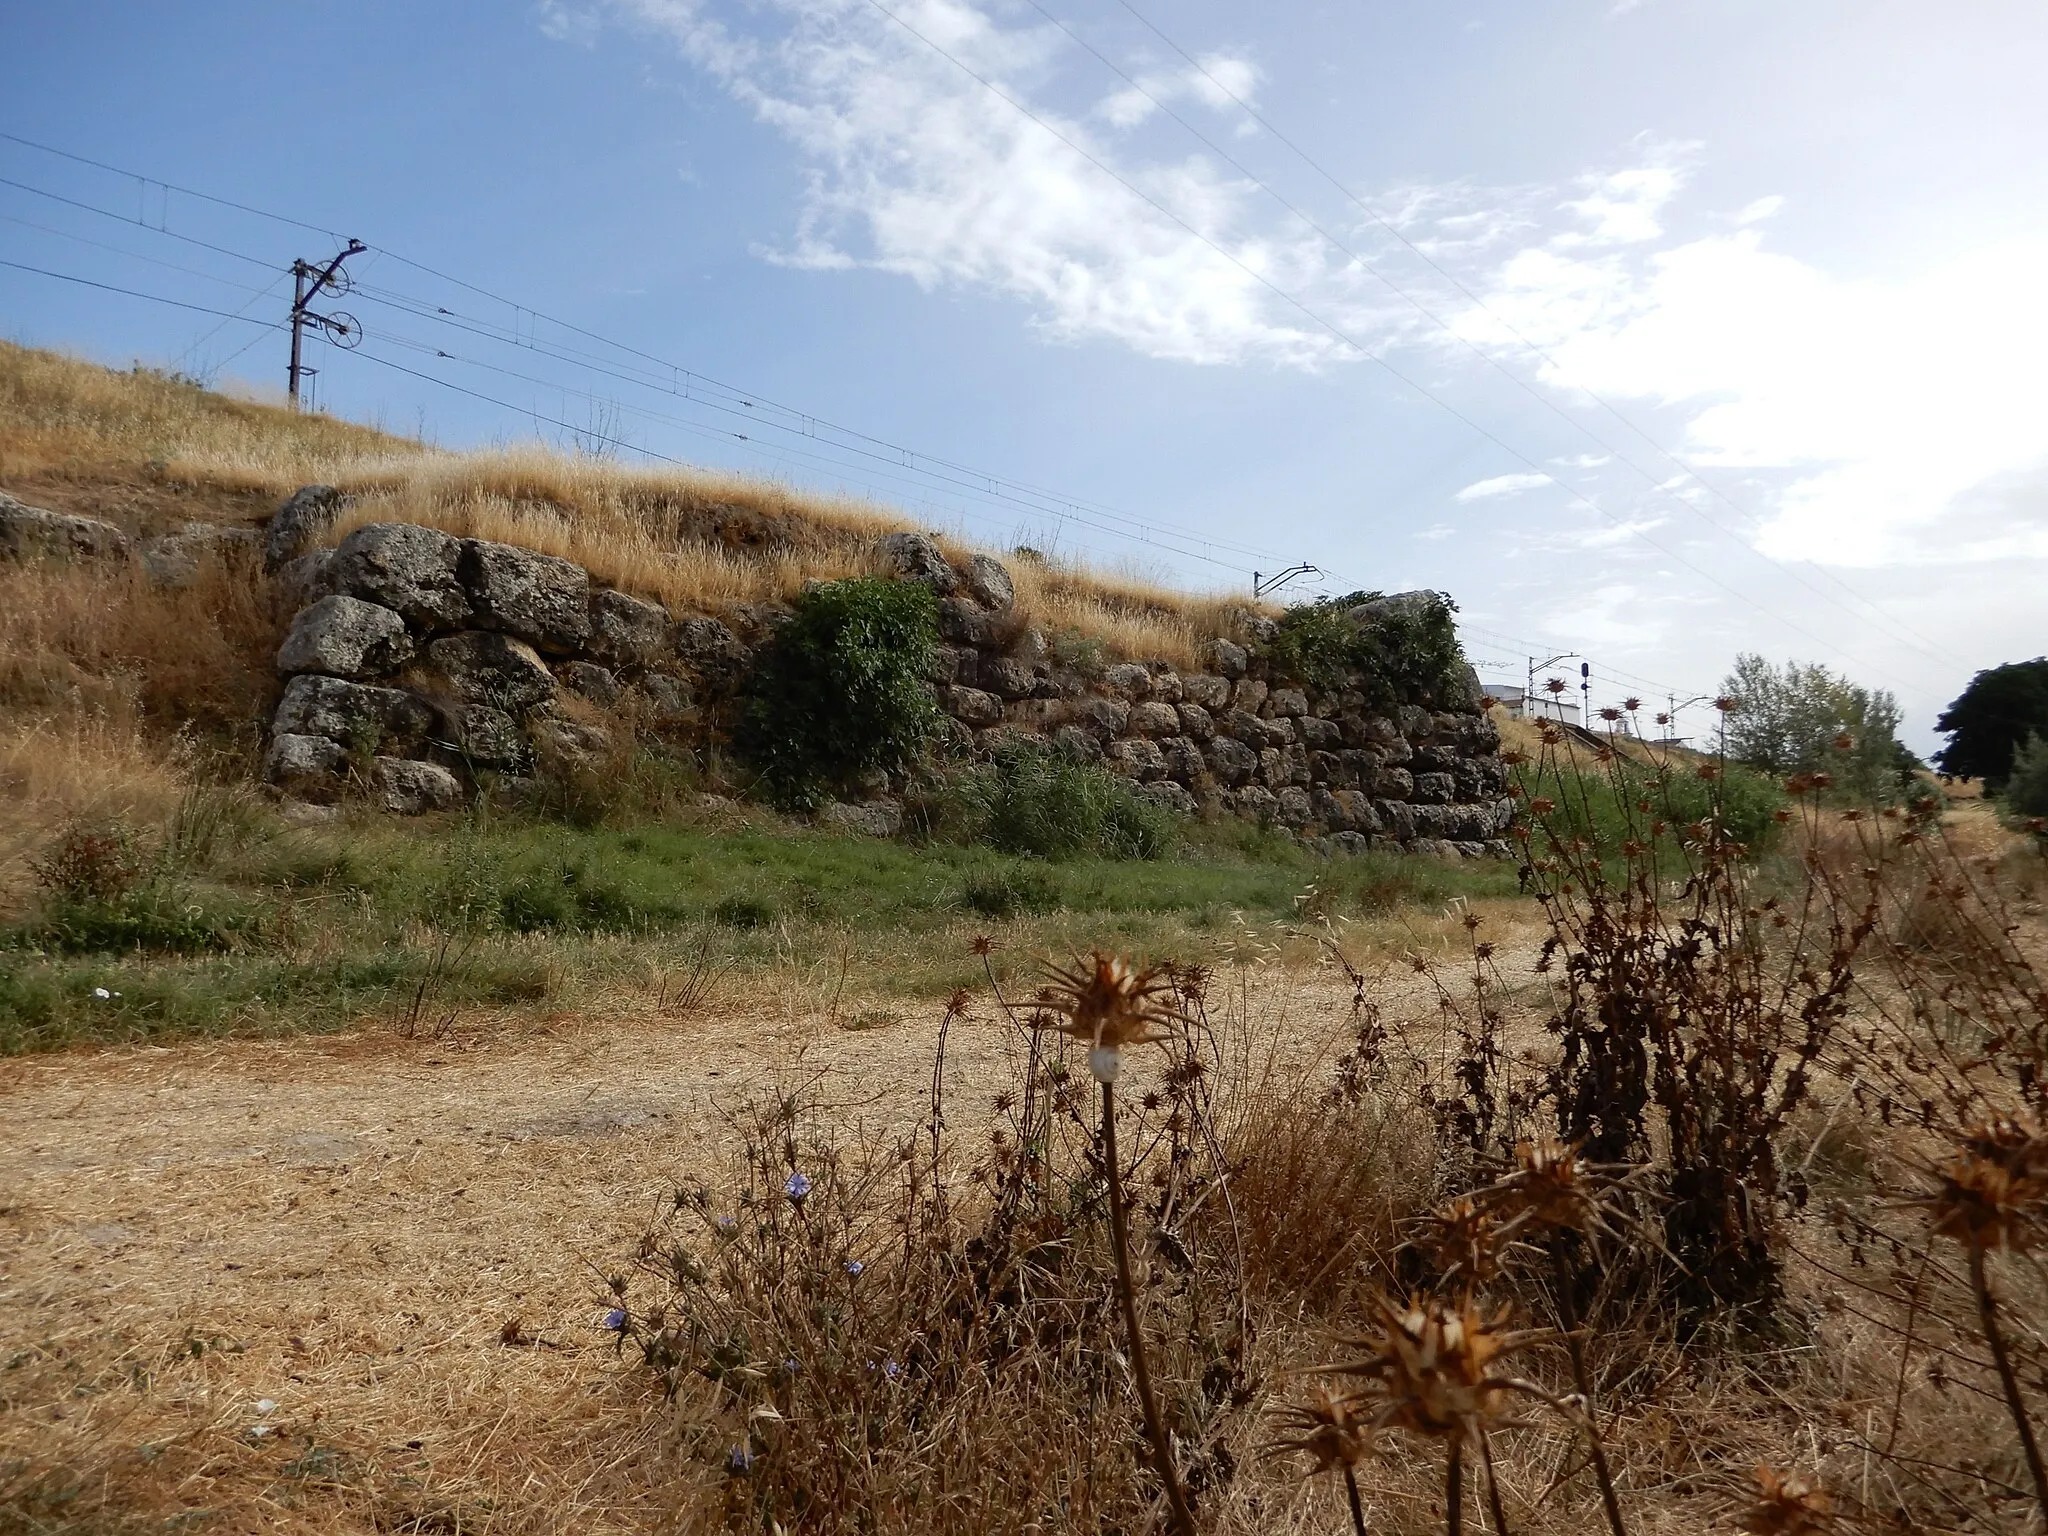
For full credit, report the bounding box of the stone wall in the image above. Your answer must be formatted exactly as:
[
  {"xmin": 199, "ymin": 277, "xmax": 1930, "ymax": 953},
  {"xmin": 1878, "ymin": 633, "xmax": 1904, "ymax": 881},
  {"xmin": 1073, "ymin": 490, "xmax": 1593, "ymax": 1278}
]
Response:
[{"xmin": 254, "ymin": 496, "xmax": 1513, "ymax": 856}]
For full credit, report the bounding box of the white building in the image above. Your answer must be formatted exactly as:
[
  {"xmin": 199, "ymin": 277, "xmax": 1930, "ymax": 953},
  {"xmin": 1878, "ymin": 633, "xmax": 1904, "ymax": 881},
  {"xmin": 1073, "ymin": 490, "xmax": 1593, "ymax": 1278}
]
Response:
[{"xmin": 1482, "ymin": 683, "xmax": 1580, "ymax": 726}]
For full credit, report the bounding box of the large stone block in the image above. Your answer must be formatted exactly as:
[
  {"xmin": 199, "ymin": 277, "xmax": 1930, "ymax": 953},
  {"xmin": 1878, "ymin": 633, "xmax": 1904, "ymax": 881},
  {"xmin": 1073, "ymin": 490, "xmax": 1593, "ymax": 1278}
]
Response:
[
  {"xmin": 944, "ymin": 686, "xmax": 1003, "ymax": 726},
  {"xmin": 820, "ymin": 800, "xmax": 904, "ymax": 837},
  {"xmin": 962, "ymin": 553, "xmax": 1014, "ymax": 611},
  {"xmin": 1128, "ymin": 701, "xmax": 1180, "ymax": 736},
  {"xmin": 328, "ymin": 523, "xmax": 472, "ymax": 630},
  {"xmin": 276, "ymin": 594, "xmax": 413, "ymax": 679},
  {"xmin": 876, "ymin": 531, "xmax": 958, "ymax": 593},
  {"xmin": 674, "ymin": 616, "xmax": 751, "ymax": 689},
  {"xmin": 1412, "ymin": 772, "xmax": 1456, "ymax": 805},
  {"xmin": 371, "ymin": 756, "xmax": 463, "ymax": 815},
  {"xmin": 265, "ymin": 733, "xmax": 350, "ymax": 801},
  {"xmin": 1106, "ymin": 737, "xmax": 1167, "ymax": 780},
  {"xmin": 1233, "ymin": 678, "xmax": 1269, "ymax": 712},
  {"xmin": 1137, "ymin": 780, "xmax": 1198, "ymax": 817},
  {"xmin": 1181, "ymin": 673, "xmax": 1231, "ymax": 710},
  {"xmin": 1298, "ymin": 715, "xmax": 1342, "ymax": 750},
  {"xmin": 1147, "ymin": 669, "xmax": 1183, "ymax": 704},
  {"xmin": 1276, "ymin": 786, "xmax": 1314, "ymax": 826},
  {"xmin": 140, "ymin": 523, "xmax": 260, "ymax": 587},
  {"xmin": 1053, "ymin": 725, "xmax": 1104, "ymax": 764},
  {"xmin": 559, "ymin": 661, "xmax": 621, "ymax": 705},
  {"xmin": 1176, "ymin": 702, "xmax": 1215, "ymax": 741},
  {"xmin": 1220, "ymin": 708, "xmax": 1266, "ymax": 743},
  {"xmin": 1201, "ymin": 638, "xmax": 1248, "ymax": 679},
  {"xmin": 981, "ymin": 656, "xmax": 1037, "ymax": 700},
  {"xmin": 461, "ymin": 540, "xmax": 591, "ymax": 653},
  {"xmin": 1204, "ymin": 736, "xmax": 1258, "ymax": 787},
  {"xmin": 937, "ymin": 595, "xmax": 998, "ymax": 647},
  {"xmin": 273, "ymin": 674, "xmax": 436, "ymax": 753},
  {"xmin": 0, "ymin": 494, "xmax": 128, "ymax": 562},
  {"xmin": 1159, "ymin": 736, "xmax": 1206, "ymax": 783},
  {"xmin": 1372, "ymin": 764, "xmax": 1415, "ymax": 800},
  {"xmin": 427, "ymin": 631, "xmax": 557, "ymax": 713},
  {"xmin": 1100, "ymin": 663, "xmax": 1152, "ymax": 699},
  {"xmin": 1268, "ymin": 688, "xmax": 1309, "ymax": 718},
  {"xmin": 586, "ymin": 588, "xmax": 672, "ymax": 668},
  {"xmin": 265, "ymin": 485, "xmax": 348, "ymax": 571},
  {"xmin": 1072, "ymin": 696, "xmax": 1129, "ymax": 737}
]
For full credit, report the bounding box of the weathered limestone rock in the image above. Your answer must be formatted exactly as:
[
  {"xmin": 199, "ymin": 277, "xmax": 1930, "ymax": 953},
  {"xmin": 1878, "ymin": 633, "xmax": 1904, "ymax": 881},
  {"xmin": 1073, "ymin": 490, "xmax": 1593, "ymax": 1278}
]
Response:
[
  {"xmin": 1181, "ymin": 673, "xmax": 1231, "ymax": 710},
  {"xmin": 980, "ymin": 657, "xmax": 1037, "ymax": 700},
  {"xmin": 371, "ymin": 756, "xmax": 462, "ymax": 815},
  {"xmin": 1267, "ymin": 687, "xmax": 1310, "ymax": 719},
  {"xmin": 533, "ymin": 715, "xmax": 612, "ymax": 769},
  {"xmin": 276, "ymin": 595, "xmax": 413, "ymax": 679},
  {"xmin": 635, "ymin": 673, "xmax": 695, "ymax": 723},
  {"xmin": 875, "ymin": 531, "xmax": 957, "ymax": 594},
  {"xmin": 1106, "ymin": 737, "xmax": 1167, "ymax": 780},
  {"xmin": 1072, "ymin": 696, "xmax": 1129, "ymax": 737},
  {"xmin": 461, "ymin": 540, "xmax": 591, "ymax": 653},
  {"xmin": 559, "ymin": 661, "xmax": 621, "ymax": 705},
  {"xmin": 1233, "ymin": 678, "xmax": 1269, "ymax": 713},
  {"xmin": 265, "ymin": 485, "xmax": 348, "ymax": 571},
  {"xmin": 962, "ymin": 553, "xmax": 1014, "ymax": 611},
  {"xmin": 265, "ymin": 733, "xmax": 351, "ymax": 801},
  {"xmin": 328, "ymin": 523, "xmax": 472, "ymax": 629},
  {"xmin": 1100, "ymin": 663, "xmax": 1151, "ymax": 699},
  {"xmin": 820, "ymin": 800, "xmax": 904, "ymax": 837},
  {"xmin": 1147, "ymin": 670, "xmax": 1183, "ymax": 705},
  {"xmin": 1128, "ymin": 701, "xmax": 1181, "ymax": 736},
  {"xmin": 273, "ymin": 675, "xmax": 436, "ymax": 753},
  {"xmin": 1204, "ymin": 736, "xmax": 1258, "ymax": 786},
  {"xmin": 1137, "ymin": 781, "xmax": 1199, "ymax": 816},
  {"xmin": 585, "ymin": 588, "xmax": 671, "ymax": 668},
  {"xmin": 1176, "ymin": 703, "xmax": 1215, "ymax": 741},
  {"xmin": 1276, "ymin": 786, "xmax": 1314, "ymax": 826},
  {"xmin": 275, "ymin": 549, "xmax": 335, "ymax": 608},
  {"xmin": 945, "ymin": 686, "xmax": 1003, "ymax": 727},
  {"xmin": 0, "ymin": 495, "xmax": 128, "ymax": 561},
  {"xmin": 1201, "ymin": 638, "xmax": 1248, "ymax": 680},
  {"xmin": 1159, "ymin": 736, "xmax": 1206, "ymax": 783},
  {"xmin": 1299, "ymin": 716, "xmax": 1342, "ymax": 750},
  {"xmin": 674, "ymin": 617, "xmax": 750, "ymax": 689},
  {"xmin": 426, "ymin": 632, "xmax": 556, "ymax": 713},
  {"xmin": 1054, "ymin": 725, "xmax": 1104, "ymax": 763},
  {"xmin": 140, "ymin": 522, "xmax": 259, "ymax": 586},
  {"xmin": 1372, "ymin": 764, "xmax": 1415, "ymax": 799},
  {"xmin": 1412, "ymin": 772, "xmax": 1456, "ymax": 805},
  {"xmin": 937, "ymin": 596, "xmax": 998, "ymax": 647}
]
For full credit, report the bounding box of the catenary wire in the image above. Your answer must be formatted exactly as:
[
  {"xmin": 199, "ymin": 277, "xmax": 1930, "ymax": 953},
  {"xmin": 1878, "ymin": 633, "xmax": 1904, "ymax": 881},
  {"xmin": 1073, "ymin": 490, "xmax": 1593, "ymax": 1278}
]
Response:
[
  {"xmin": 858, "ymin": 0, "xmax": 1934, "ymax": 690},
  {"xmin": 1105, "ymin": 0, "xmax": 1966, "ymax": 670}
]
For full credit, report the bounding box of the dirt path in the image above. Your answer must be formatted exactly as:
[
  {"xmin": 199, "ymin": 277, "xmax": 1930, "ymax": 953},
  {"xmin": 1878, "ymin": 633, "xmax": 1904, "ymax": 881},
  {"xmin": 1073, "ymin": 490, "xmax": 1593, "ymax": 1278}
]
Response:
[{"xmin": 0, "ymin": 966, "xmax": 1386, "ymax": 1533}]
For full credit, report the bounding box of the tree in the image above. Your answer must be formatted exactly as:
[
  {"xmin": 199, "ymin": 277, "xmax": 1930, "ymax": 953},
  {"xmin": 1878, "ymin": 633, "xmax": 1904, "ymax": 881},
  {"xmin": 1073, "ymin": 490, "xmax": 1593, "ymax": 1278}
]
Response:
[
  {"xmin": 1721, "ymin": 654, "xmax": 1910, "ymax": 802},
  {"xmin": 1933, "ymin": 658, "xmax": 2048, "ymax": 787},
  {"xmin": 2009, "ymin": 733, "xmax": 2048, "ymax": 821}
]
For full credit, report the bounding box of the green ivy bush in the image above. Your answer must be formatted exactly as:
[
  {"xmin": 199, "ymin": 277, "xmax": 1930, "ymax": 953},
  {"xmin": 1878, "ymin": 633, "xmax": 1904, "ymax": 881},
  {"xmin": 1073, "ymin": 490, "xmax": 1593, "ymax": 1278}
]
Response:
[
  {"xmin": 920, "ymin": 741, "xmax": 1173, "ymax": 861},
  {"xmin": 1263, "ymin": 590, "xmax": 1467, "ymax": 710},
  {"xmin": 736, "ymin": 577, "xmax": 941, "ymax": 811},
  {"xmin": 2007, "ymin": 732, "xmax": 2048, "ymax": 821}
]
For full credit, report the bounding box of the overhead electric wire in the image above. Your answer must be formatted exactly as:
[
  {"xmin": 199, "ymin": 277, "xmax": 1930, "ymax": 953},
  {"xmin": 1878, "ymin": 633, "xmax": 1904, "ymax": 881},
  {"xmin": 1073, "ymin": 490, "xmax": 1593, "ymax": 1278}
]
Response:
[
  {"xmin": 352, "ymin": 278, "xmax": 1290, "ymax": 567},
  {"xmin": 0, "ymin": 129, "xmax": 345, "ymax": 240},
  {"xmin": 1105, "ymin": 0, "xmax": 1966, "ymax": 671},
  {"xmin": 1015, "ymin": 0, "xmax": 1968, "ymax": 676},
  {"xmin": 0, "ymin": 257, "xmax": 289, "ymax": 329},
  {"xmin": 0, "ymin": 141, "xmax": 1301, "ymax": 573},
  {"xmin": 859, "ymin": 0, "xmax": 1936, "ymax": 690},
  {"xmin": 0, "ymin": 173, "xmax": 281, "ymax": 273}
]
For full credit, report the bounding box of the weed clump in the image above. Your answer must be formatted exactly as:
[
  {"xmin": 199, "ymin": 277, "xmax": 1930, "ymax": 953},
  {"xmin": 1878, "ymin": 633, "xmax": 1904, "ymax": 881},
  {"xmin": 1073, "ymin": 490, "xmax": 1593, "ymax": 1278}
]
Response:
[
  {"xmin": 737, "ymin": 577, "xmax": 940, "ymax": 811},
  {"xmin": 1263, "ymin": 590, "xmax": 1466, "ymax": 710},
  {"xmin": 923, "ymin": 741, "xmax": 1173, "ymax": 861}
]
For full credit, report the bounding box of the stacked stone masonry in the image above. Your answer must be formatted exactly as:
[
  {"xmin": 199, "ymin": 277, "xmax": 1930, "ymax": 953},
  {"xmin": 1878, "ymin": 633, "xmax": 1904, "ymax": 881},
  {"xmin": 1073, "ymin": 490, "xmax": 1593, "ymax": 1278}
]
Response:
[{"xmin": 253, "ymin": 497, "xmax": 1513, "ymax": 857}]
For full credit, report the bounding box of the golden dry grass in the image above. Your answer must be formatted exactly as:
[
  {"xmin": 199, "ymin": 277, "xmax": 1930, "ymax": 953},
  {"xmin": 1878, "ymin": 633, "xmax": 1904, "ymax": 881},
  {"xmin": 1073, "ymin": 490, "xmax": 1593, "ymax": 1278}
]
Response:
[{"xmin": 0, "ymin": 341, "xmax": 1261, "ymax": 664}]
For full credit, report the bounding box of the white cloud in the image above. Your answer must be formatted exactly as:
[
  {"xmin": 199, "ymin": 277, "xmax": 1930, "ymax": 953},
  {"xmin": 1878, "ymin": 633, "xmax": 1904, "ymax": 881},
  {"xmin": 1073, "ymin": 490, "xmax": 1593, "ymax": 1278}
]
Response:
[
  {"xmin": 611, "ymin": 0, "xmax": 1338, "ymax": 365},
  {"xmin": 1733, "ymin": 194, "xmax": 1785, "ymax": 225},
  {"xmin": 1456, "ymin": 472, "xmax": 1551, "ymax": 501}
]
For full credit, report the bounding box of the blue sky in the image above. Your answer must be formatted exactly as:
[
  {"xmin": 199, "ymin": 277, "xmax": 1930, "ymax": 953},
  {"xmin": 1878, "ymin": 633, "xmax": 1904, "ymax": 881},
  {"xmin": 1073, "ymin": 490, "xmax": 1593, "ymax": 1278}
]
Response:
[{"xmin": 5, "ymin": 1, "xmax": 2045, "ymax": 749}]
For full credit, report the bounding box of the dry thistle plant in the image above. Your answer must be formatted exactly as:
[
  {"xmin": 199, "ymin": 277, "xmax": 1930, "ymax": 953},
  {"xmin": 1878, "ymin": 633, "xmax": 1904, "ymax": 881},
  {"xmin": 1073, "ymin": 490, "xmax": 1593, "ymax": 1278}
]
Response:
[{"xmin": 1036, "ymin": 952, "xmax": 1198, "ymax": 1536}]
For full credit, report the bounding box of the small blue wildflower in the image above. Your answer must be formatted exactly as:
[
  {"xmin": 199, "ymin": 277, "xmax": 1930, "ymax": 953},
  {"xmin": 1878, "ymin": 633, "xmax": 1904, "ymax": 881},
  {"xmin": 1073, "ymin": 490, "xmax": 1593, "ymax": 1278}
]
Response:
[
  {"xmin": 713, "ymin": 1215, "xmax": 737, "ymax": 1236},
  {"xmin": 884, "ymin": 1358, "xmax": 901, "ymax": 1381},
  {"xmin": 784, "ymin": 1171, "xmax": 812, "ymax": 1203},
  {"xmin": 844, "ymin": 1259, "xmax": 864, "ymax": 1277},
  {"xmin": 603, "ymin": 1308, "xmax": 627, "ymax": 1332},
  {"xmin": 783, "ymin": 1357, "xmax": 801, "ymax": 1376},
  {"xmin": 726, "ymin": 1444, "xmax": 756, "ymax": 1476}
]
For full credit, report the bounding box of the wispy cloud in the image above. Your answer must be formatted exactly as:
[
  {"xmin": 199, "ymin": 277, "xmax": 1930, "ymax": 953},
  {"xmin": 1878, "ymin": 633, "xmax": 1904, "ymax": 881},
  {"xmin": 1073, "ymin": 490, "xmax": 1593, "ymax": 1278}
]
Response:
[{"xmin": 1456, "ymin": 472, "xmax": 1552, "ymax": 502}]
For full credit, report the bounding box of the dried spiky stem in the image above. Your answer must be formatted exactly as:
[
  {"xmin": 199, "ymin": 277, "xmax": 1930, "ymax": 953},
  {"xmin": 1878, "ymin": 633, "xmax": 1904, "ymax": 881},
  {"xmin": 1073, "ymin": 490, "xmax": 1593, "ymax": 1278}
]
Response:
[
  {"xmin": 1101, "ymin": 1079, "xmax": 1197, "ymax": 1536},
  {"xmin": 1967, "ymin": 1239, "xmax": 2048, "ymax": 1521},
  {"xmin": 1447, "ymin": 1437, "xmax": 1465, "ymax": 1536},
  {"xmin": 1342, "ymin": 1465, "xmax": 1369, "ymax": 1536},
  {"xmin": 1478, "ymin": 1429, "xmax": 1513, "ymax": 1535},
  {"xmin": 1549, "ymin": 1242, "xmax": 1629, "ymax": 1536}
]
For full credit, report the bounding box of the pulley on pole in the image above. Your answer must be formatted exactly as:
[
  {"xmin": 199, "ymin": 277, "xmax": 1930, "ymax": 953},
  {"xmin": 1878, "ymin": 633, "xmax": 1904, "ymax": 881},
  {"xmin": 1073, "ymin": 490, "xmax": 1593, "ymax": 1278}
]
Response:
[{"xmin": 288, "ymin": 239, "xmax": 366, "ymax": 409}]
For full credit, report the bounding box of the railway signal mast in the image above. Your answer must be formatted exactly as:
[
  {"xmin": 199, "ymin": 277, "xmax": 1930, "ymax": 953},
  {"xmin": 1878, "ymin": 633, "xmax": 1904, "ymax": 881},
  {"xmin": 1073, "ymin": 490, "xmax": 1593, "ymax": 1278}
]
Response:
[{"xmin": 287, "ymin": 239, "xmax": 366, "ymax": 409}]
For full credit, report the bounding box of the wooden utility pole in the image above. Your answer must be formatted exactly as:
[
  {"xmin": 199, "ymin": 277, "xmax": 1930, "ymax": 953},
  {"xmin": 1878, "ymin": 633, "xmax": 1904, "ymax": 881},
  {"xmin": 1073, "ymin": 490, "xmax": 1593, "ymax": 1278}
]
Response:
[{"xmin": 288, "ymin": 239, "xmax": 366, "ymax": 409}]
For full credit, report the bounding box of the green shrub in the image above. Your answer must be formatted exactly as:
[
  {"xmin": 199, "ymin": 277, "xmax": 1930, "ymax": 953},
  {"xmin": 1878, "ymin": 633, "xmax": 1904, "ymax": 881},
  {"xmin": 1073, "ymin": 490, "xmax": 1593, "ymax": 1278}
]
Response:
[
  {"xmin": 1263, "ymin": 590, "xmax": 1466, "ymax": 709},
  {"xmin": 497, "ymin": 864, "xmax": 644, "ymax": 933},
  {"xmin": 737, "ymin": 577, "xmax": 940, "ymax": 810},
  {"xmin": 713, "ymin": 893, "xmax": 777, "ymax": 929},
  {"xmin": 29, "ymin": 884, "xmax": 250, "ymax": 955},
  {"xmin": 2007, "ymin": 732, "xmax": 2048, "ymax": 821},
  {"xmin": 928, "ymin": 742, "xmax": 1173, "ymax": 861},
  {"xmin": 1518, "ymin": 751, "xmax": 1787, "ymax": 858},
  {"xmin": 958, "ymin": 864, "xmax": 1061, "ymax": 918}
]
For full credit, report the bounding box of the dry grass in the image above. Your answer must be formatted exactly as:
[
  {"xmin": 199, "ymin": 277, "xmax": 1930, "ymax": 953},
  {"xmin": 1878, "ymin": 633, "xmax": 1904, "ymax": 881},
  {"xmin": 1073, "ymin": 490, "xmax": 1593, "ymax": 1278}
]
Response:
[{"xmin": 0, "ymin": 341, "xmax": 1261, "ymax": 663}]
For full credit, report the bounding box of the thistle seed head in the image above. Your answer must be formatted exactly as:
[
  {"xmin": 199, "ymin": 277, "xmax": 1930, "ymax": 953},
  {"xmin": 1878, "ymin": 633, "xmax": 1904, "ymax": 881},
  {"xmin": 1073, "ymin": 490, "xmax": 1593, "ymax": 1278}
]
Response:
[
  {"xmin": 1742, "ymin": 1466, "xmax": 1834, "ymax": 1534},
  {"xmin": 1265, "ymin": 1383, "xmax": 1374, "ymax": 1475},
  {"xmin": 1038, "ymin": 952, "xmax": 1178, "ymax": 1074},
  {"xmin": 1321, "ymin": 1295, "xmax": 1544, "ymax": 1441},
  {"xmin": 1927, "ymin": 1115, "xmax": 2048, "ymax": 1253}
]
